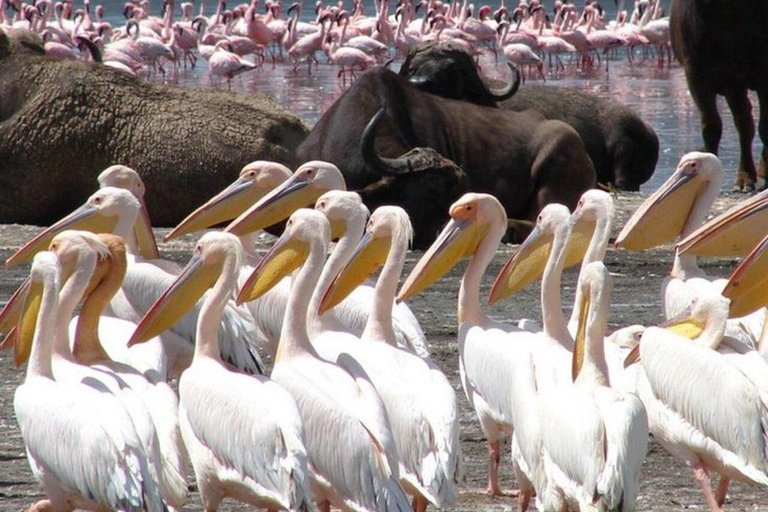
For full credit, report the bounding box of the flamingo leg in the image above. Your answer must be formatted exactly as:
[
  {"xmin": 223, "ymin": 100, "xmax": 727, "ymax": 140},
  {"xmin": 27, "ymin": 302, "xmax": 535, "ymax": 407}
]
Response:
[{"xmin": 692, "ymin": 463, "xmax": 723, "ymax": 512}]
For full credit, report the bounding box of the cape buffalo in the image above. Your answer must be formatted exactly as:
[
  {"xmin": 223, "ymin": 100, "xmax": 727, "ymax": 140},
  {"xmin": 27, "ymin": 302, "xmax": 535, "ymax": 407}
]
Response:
[
  {"xmin": 295, "ymin": 66, "xmax": 596, "ymax": 245},
  {"xmin": 671, "ymin": 0, "xmax": 768, "ymax": 191},
  {"xmin": 399, "ymin": 42, "xmax": 659, "ymax": 191}
]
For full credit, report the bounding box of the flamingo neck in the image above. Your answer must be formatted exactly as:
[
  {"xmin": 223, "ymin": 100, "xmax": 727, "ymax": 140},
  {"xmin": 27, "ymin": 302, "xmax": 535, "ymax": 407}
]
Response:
[
  {"xmin": 542, "ymin": 225, "xmax": 573, "ymax": 348},
  {"xmin": 26, "ymin": 274, "xmax": 59, "ymax": 380},
  {"xmin": 308, "ymin": 214, "xmax": 367, "ymax": 338},
  {"xmin": 195, "ymin": 256, "xmax": 239, "ymax": 361},
  {"xmin": 276, "ymin": 239, "xmax": 326, "ymax": 363},
  {"xmin": 459, "ymin": 221, "xmax": 504, "ymax": 327},
  {"xmin": 362, "ymin": 235, "xmax": 404, "ymax": 345},
  {"xmin": 568, "ymin": 214, "xmax": 612, "ymax": 334}
]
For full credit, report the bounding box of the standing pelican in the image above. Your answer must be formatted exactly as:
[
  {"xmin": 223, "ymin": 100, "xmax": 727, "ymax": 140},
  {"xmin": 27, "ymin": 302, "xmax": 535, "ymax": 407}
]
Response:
[
  {"xmin": 538, "ymin": 263, "xmax": 648, "ymax": 512},
  {"xmin": 129, "ymin": 232, "xmax": 314, "ymax": 512},
  {"xmin": 14, "ymin": 252, "xmax": 166, "ymax": 512},
  {"xmin": 5, "ymin": 187, "xmax": 262, "ymax": 378},
  {"xmin": 616, "ymin": 151, "xmax": 763, "ymax": 345},
  {"xmin": 225, "ymin": 160, "xmax": 429, "ymax": 357},
  {"xmin": 625, "ymin": 276, "xmax": 768, "ymax": 511},
  {"xmin": 318, "ymin": 205, "xmax": 462, "ymax": 512},
  {"xmin": 396, "ymin": 193, "xmax": 537, "ymax": 498},
  {"xmin": 237, "ymin": 208, "xmax": 412, "ymax": 512}
]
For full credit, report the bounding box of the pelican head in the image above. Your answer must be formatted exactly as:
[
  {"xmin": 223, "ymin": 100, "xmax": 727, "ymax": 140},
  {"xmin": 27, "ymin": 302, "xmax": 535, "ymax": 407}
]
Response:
[
  {"xmin": 489, "ymin": 203, "xmax": 571, "ymax": 304},
  {"xmin": 237, "ymin": 209, "xmax": 331, "ymax": 304},
  {"xmin": 6, "ymin": 187, "xmax": 140, "ymax": 267},
  {"xmin": 130, "ymin": 232, "xmax": 244, "ymax": 346},
  {"xmin": 397, "ymin": 193, "xmax": 506, "ymax": 303},
  {"xmin": 314, "ymin": 190, "xmax": 367, "ymax": 240},
  {"xmin": 165, "ymin": 161, "xmax": 292, "ymax": 241},
  {"xmin": 226, "ymin": 161, "xmax": 345, "ymax": 237},
  {"xmin": 615, "ymin": 152, "xmax": 723, "ymax": 251},
  {"xmin": 721, "ymin": 233, "xmax": 768, "ymax": 318},
  {"xmin": 97, "ymin": 165, "xmax": 158, "ymax": 260},
  {"xmin": 14, "ymin": 231, "xmax": 111, "ymax": 365},
  {"xmin": 320, "ymin": 206, "xmax": 412, "ymax": 314},
  {"xmin": 677, "ymin": 188, "xmax": 768, "ymax": 258}
]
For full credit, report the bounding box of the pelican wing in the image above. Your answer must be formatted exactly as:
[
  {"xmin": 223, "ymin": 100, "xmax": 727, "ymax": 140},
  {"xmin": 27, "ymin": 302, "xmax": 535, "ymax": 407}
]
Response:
[
  {"xmin": 180, "ymin": 360, "xmax": 312, "ymax": 510},
  {"xmin": 642, "ymin": 328, "xmax": 768, "ymax": 481},
  {"xmin": 14, "ymin": 379, "xmax": 164, "ymax": 512},
  {"xmin": 273, "ymin": 362, "xmax": 412, "ymax": 512},
  {"xmin": 594, "ymin": 387, "xmax": 648, "ymax": 512}
]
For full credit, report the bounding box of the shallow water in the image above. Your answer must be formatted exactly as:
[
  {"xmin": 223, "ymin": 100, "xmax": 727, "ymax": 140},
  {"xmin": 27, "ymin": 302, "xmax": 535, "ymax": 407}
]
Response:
[{"xmin": 95, "ymin": 0, "xmax": 763, "ymax": 191}]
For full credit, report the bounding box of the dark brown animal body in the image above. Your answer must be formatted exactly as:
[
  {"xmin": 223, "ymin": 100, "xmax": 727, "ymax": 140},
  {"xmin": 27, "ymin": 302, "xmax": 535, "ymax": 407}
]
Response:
[
  {"xmin": 400, "ymin": 43, "xmax": 659, "ymax": 191},
  {"xmin": 671, "ymin": 0, "xmax": 768, "ymax": 190},
  {"xmin": 295, "ymin": 67, "xmax": 595, "ymax": 246},
  {"xmin": 0, "ymin": 29, "xmax": 308, "ymax": 226}
]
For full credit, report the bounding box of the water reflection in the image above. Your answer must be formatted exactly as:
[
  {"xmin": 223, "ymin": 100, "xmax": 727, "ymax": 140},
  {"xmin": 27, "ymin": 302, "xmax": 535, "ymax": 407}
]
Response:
[{"xmin": 96, "ymin": 1, "xmax": 762, "ymax": 192}]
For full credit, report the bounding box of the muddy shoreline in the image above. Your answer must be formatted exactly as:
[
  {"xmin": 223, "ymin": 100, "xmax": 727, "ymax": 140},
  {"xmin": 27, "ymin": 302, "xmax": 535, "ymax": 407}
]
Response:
[{"xmin": 1, "ymin": 192, "xmax": 766, "ymax": 511}]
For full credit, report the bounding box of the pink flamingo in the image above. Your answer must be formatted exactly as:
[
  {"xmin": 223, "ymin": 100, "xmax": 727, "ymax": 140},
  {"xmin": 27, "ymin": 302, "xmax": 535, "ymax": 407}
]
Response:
[
  {"xmin": 42, "ymin": 29, "xmax": 80, "ymax": 59},
  {"xmin": 244, "ymin": 0, "xmax": 273, "ymax": 46},
  {"xmin": 208, "ymin": 39, "xmax": 258, "ymax": 87},
  {"xmin": 531, "ymin": 5, "xmax": 575, "ymax": 74},
  {"xmin": 326, "ymin": 32, "xmax": 375, "ymax": 83},
  {"xmin": 287, "ymin": 11, "xmax": 330, "ymax": 74},
  {"xmin": 498, "ymin": 22, "xmax": 544, "ymax": 81},
  {"xmin": 336, "ymin": 11, "xmax": 387, "ymax": 60}
]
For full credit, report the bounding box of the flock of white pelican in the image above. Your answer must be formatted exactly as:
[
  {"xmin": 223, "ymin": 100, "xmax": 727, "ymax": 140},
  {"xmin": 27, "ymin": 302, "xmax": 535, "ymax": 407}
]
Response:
[{"xmin": 3, "ymin": 150, "xmax": 768, "ymax": 512}]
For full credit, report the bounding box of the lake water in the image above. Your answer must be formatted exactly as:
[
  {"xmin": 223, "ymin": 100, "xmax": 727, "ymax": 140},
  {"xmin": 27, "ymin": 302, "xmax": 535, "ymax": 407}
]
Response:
[{"xmin": 93, "ymin": 0, "xmax": 763, "ymax": 192}]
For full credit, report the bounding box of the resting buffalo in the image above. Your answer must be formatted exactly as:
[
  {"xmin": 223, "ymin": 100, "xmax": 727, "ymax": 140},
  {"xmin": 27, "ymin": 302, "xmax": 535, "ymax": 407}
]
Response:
[
  {"xmin": 671, "ymin": 0, "xmax": 768, "ymax": 190},
  {"xmin": 0, "ymin": 28, "xmax": 307, "ymax": 226},
  {"xmin": 295, "ymin": 66, "xmax": 596, "ymax": 245},
  {"xmin": 400, "ymin": 42, "xmax": 659, "ymax": 191}
]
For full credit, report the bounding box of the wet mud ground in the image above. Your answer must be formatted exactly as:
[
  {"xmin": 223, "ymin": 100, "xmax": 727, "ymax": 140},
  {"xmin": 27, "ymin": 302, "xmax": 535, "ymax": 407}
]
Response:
[{"xmin": 0, "ymin": 193, "xmax": 766, "ymax": 511}]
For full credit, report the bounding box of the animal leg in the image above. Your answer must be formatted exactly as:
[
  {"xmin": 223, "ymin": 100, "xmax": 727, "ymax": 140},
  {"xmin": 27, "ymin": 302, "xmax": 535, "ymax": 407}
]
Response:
[
  {"xmin": 23, "ymin": 500, "xmax": 58, "ymax": 512},
  {"xmin": 715, "ymin": 477, "xmax": 730, "ymax": 507},
  {"xmin": 725, "ymin": 89, "xmax": 757, "ymax": 191},
  {"xmin": 412, "ymin": 494, "xmax": 428, "ymax": 512},
  {"xmin": 518, "ymin": 487, "xmax": 533, "ymax": 512},
  {"xmin": 487, "ymin": 440, "xmax": 502, "ymax": 496},
  {"xmin": 689, "ymin": 83, "xmax": 722, "ymax": 155},
  {"xmin": 757, "ymin": 91, "xmax": 768, "ymax": 184},
  {"xmin": 692, "ymin": 463, "xmax": 723, "ymax": 512}
]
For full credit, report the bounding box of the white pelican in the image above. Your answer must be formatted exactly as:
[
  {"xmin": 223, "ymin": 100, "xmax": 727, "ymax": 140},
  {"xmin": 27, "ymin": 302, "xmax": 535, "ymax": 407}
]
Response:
[
  {"xmin": 616, "ymin": 152, "xmax": 765, "ymax": 347},
  {"xmin": 163, "ymin": 160, "xmax": 295, "ymax": 357},
  {"xmin": 318, "ymin": 205, "xmax": 462, "ymax": 512},
  {"xmin": 97, "ymin": 164, "xmax": 163, "ymax": 261},
  {"xmin": 677, "ymin": 188, "xmax": 768, "ymax": 347},
  {"xmin": 226, "ymin": 160, "xmax": 429, "ymax": 357},
  {"xmin": 14, "ymin": 251, "xmax": 166, "ymax": 512},
  {"xmin": 493, "ymin": 190, "xmax": 643, "ymax": 393},
  {"xmin": 58, "ymin": 231, "xmax": 188, "ymax": 511},
  {"xmin": 236, "ymin": 208, "xmax": 412, "ymax": 512},
  {"xmin": 624, "ymin": 291, "xmax": 768, "ymax": 512},
  {"xmin": 5, "ymin": 187, "xmax": 263, "ymax": 378},
  {"xmin": 615, "ymin": 152, "xmax": 726, "ymax": 317},
  {"xmin": 538, "ymin": 262, "xmax": 648, "ymax": 512},
  {"xmin": 396, "ymin": 193, "xmax": 537, "ymax": 498},
  {"xmin": 129, "ymin": 232, "xmax": 314, "ymax": 512}
]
